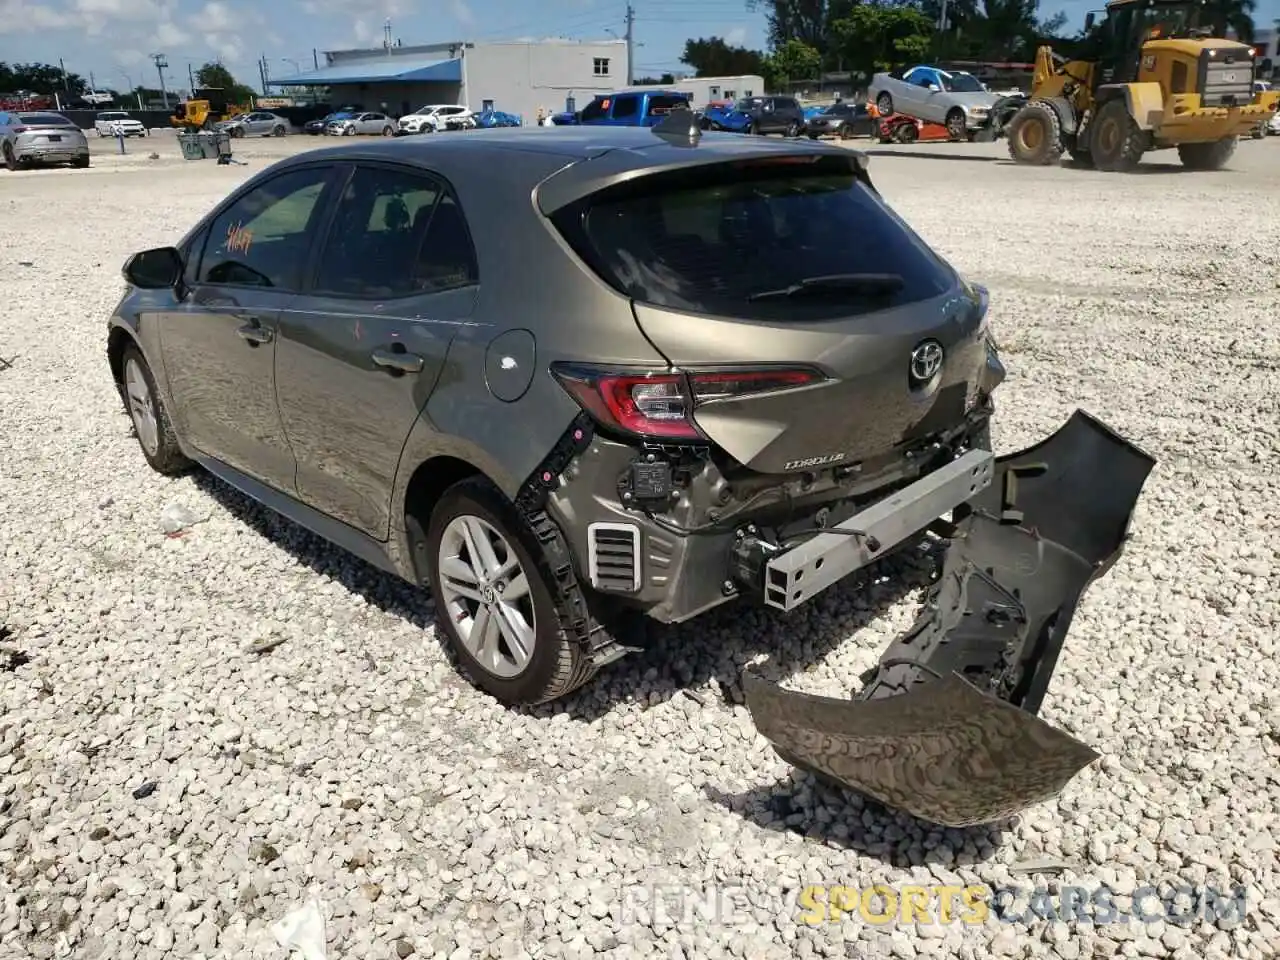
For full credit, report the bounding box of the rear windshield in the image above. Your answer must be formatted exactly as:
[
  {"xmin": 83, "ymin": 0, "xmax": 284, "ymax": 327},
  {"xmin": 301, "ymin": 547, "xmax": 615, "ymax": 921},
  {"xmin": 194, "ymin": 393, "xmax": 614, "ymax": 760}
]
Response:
[
  {"xmin": 18, "ymin": 113, "xmax": 72, "ymax": 126},
  {"xmin": 551, "ymin": 155, "xmax": 955, "ymax": 320}
]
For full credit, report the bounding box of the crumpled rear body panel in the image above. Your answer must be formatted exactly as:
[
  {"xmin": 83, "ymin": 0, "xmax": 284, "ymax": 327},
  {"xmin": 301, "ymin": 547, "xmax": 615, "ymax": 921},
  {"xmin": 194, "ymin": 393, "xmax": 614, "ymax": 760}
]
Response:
[{"xmin": 745, "ymin": 410, "xmax": 1156, "ymax": 827}]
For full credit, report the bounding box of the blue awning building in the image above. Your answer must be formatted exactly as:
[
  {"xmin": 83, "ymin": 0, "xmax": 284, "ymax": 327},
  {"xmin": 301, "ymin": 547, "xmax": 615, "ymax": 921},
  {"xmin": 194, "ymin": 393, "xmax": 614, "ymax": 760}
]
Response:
[{"xmin": 270, "ymin": 38, "xmax": 630, "ymax": 124}]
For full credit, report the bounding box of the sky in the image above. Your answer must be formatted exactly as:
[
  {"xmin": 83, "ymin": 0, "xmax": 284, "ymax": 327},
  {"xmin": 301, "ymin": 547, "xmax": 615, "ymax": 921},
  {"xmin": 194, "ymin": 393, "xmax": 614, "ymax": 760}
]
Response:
[{"xmin": 1, "ymin": 0, "xmax": 1277, "ymax": 96}]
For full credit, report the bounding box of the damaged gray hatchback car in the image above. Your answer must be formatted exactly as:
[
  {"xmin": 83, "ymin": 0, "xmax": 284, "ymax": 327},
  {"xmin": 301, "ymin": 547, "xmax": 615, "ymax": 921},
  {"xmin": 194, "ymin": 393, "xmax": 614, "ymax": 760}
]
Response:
[{"xmin": 108, "ymin": 115, "xmax": 1154, "ymax": 826}]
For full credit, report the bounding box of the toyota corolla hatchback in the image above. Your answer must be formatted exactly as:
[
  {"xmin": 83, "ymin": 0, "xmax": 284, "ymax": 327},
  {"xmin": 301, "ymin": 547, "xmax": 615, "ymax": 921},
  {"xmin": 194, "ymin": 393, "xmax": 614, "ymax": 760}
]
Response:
[
  {"xmin": 108, "ymin": 120, "xmax": 1004, "ymax": 705},
  {"xmin": 108, "ymin": 117, "xmax": 1159, "ymax": 827}
]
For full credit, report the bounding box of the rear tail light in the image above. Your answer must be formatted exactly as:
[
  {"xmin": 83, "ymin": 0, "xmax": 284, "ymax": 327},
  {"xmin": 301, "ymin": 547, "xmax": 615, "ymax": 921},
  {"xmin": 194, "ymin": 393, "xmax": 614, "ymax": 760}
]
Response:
[{"xmin": 550, "ymin": 363, "xmax": 826, "ymax": 441}]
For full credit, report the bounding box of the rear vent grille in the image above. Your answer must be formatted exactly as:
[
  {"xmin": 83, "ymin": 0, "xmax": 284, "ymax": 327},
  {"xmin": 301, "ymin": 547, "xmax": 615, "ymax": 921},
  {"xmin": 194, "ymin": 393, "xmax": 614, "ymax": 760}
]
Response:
[{"xmin": 587, "ymin": 522, "xmax": 641, "ymax": 592}]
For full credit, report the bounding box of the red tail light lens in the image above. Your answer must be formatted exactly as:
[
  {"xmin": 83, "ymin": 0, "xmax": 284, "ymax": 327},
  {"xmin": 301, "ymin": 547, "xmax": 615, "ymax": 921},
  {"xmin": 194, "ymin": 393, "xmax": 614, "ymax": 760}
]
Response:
[{"xmin": 551, "ymin": 363, "xmax": 825, "ymax": 440}]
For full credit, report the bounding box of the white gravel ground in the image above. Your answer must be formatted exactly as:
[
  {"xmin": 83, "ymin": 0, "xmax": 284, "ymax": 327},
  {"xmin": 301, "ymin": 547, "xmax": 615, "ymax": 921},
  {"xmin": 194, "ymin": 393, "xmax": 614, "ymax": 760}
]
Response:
[{"xmin": 2, "ymin": 134, "xmax": 1279, "ymax": 960}]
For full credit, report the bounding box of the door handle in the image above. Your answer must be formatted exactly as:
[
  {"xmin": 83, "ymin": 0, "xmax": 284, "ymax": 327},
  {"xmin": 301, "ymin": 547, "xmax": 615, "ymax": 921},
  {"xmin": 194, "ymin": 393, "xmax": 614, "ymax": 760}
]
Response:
[
  {"xmin": 371, "ymin": 346, "xmax": 425, "ymax": 373},
  {"xmin": 236, "ymin": 320, "xmax": 273, "ymax": 345}
]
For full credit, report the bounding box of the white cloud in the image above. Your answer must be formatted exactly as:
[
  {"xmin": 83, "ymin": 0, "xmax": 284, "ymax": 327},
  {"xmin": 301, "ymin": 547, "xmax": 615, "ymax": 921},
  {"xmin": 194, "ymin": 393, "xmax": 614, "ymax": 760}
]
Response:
[
  {"xmin": 724, "ymin": 26, "xmax": 747, "ymax": 46},
  {"xmin": 451, "ymin": 0, "xmax": 472, "ymax": 27}
]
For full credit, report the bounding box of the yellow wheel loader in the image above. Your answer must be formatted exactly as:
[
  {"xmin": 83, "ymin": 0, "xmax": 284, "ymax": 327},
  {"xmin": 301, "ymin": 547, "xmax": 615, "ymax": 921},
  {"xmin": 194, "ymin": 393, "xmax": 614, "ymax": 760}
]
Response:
[
  {"xmin": 983, "ymin": 0, "xmax": 1279, "ymax": 171},
  {"xmin": 169, "ymin": 87, "xmax": 250, "ymax": 131}
]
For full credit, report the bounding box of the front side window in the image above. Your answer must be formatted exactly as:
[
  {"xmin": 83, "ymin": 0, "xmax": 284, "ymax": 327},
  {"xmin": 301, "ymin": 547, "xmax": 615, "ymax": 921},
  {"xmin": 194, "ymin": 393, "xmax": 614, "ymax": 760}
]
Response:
[
  {"xmin": 580, "ymin": 97, "xmax": 609, "ymax": 121},
  {"xmin": 198, "ymin": 166, "xmax": 333, "ymax": 289},
  {"xmin": 312, "ymin": 165, "xmax": 478, "ymax": 298},
  {"xmin": 552, "ymin": 156, "xmax": 954, "ymax": 321}
]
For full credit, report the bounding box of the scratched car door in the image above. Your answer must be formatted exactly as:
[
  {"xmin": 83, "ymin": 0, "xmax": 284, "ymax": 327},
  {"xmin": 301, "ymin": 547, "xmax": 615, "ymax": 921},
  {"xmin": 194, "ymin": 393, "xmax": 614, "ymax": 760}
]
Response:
[{"xmin": 273, "ymin": 161, "xmax": 477, "ymax": 540}]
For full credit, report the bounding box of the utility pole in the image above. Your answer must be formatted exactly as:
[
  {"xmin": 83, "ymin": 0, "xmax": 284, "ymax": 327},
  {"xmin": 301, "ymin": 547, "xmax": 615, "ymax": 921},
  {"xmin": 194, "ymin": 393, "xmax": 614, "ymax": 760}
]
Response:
[
  {"xmin": 624, "ymin": 3, "xmax": 635, "ymax": 87},
  {"xmin": 150, "ymin": 53, "xmax": 170, "ymax": 108},
  {"xmin": 938, "ymin": 0, "xmax": 949, "ymax": 32},
  {"xmin": 188, "ymin": 63, "xmax": 196, "ymax": 94},
  {"xmin": 313, "ymin": 48, "xmax": 319, "ymax": 70},
  {"xmin": 258, "ymin": 56, "xmax": 270, "ymax": 96},
  {"xmin": 59, "ymin": 58, "xmax": 70, "ymax": 92}
]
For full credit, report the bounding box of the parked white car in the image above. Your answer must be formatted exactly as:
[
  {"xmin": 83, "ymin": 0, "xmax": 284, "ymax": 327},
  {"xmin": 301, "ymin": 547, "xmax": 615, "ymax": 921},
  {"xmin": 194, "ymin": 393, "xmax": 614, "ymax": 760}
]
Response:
[
  {"xmin": 397, "ymin": 104, "xmax": 472, "ymax": 134},
  {"xmin": 327, "ymin": 111, "xmax": 396, "ymax": 136},
  {"xmin": 94, "ymin": 111, "xmax": 147, "ymax": 138}
]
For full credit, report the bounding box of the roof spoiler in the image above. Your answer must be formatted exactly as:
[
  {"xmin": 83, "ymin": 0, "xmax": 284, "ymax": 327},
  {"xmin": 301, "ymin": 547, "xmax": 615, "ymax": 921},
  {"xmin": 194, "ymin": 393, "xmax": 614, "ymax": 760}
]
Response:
[{"xmin": 650, "ymin": 106, "xmax": 701, "ymax": 146}]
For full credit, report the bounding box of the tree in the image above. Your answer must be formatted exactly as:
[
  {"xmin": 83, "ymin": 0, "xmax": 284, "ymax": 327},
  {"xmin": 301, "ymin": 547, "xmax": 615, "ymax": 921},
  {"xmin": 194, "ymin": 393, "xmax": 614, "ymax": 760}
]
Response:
[
  {"xmin": 747, "ymin": 0, "xmax": 833, "ymax": 57},
  {"xmin": 829, "ymin": 4, "xmax": 934, "ymax": 77},
  {"xmin": 763, "ymin": 39, "xmax": 823, "ymax": 89},
  {"xmin": 634, "ymin": 74, "xmax": 677, "ymax": 85},
  {"xmin": 0, "ymin": 61, "xmax": 87, "ymax": 96},
  {"xmin": 680, "ymin": 37, "xmax": 769, "ymax": 77},
  {"xmin": 1202, "ymin": 0, "xmax": 1255, "ymax": 42},
  {"xmin": 193, "ymin": 61, "xmax": 258, "ymax": 105}
]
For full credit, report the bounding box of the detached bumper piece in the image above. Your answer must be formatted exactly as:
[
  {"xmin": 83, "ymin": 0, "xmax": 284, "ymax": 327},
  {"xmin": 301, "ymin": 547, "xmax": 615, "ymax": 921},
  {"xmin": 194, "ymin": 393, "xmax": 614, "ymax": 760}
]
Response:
[{"xmin": 744, "ymin": 410, "xmax": 1156, "ymax": 827}]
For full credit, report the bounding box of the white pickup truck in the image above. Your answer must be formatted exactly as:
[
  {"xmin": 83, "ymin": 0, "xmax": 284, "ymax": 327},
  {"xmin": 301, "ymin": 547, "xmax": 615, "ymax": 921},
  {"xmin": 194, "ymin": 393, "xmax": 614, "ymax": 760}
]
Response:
[{"xmin": 94, "ymin": 111, "xmax": 147, "ymax": 138}]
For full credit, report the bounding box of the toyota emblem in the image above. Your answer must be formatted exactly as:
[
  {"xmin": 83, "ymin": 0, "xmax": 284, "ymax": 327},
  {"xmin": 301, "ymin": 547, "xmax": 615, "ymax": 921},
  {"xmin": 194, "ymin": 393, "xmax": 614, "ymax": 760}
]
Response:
[{"xmin": 909, "ymin": 340, "xmax": 945, "ymax": 383}]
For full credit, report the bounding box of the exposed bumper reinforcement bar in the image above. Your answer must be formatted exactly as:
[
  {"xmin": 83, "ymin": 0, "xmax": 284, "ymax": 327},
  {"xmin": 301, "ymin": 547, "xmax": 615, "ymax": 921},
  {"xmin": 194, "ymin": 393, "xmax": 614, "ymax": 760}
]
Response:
[
  {"xmin": 744, "ymin": 410, "xmax": 1156, "ymax": 827},
  {"xmin": 762, "ymin": 448, "xmax": 995, "ymax": 612}
]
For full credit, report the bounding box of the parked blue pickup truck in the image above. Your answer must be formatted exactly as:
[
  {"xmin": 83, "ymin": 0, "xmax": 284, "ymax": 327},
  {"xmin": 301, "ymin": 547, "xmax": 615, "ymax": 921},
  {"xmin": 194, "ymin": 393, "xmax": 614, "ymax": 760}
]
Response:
[{"xmin": 550, "ymin": 89, "xmax": 692, "ymax": 126}]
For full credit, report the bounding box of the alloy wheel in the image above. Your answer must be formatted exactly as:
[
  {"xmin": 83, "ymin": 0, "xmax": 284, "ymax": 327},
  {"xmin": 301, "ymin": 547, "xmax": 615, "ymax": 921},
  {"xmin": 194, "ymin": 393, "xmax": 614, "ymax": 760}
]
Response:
[
  {"xmin": 124, "ymin": 357, "xmax": 159, "ymax": 456},
  {"xmin": 437, "ymin": 515, "xmax": 536, "ymax": 679}
]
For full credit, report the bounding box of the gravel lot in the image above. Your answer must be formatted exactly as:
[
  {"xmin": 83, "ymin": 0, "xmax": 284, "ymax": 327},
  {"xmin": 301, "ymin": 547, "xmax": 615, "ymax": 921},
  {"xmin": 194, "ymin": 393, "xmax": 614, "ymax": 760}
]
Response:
[{"xmin": 2, "ymin": 133, "xmax": 1279, "ymax": 960}]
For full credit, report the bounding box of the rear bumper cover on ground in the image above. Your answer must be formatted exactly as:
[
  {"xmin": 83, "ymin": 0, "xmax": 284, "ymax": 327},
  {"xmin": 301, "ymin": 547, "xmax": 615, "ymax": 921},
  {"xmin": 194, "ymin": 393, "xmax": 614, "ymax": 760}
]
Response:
[{"xmin": 744, "ymin": 410, "xmax": 1156, "ymax": 826}]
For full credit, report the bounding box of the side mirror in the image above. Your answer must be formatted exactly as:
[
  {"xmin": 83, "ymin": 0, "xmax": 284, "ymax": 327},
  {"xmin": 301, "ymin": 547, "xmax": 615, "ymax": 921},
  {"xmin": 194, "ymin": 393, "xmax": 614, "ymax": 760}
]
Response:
[
  {"xmin": 928, "ymin": 84, "xmax": 941, "ymax": 92},
  {"xmin": 1085, "ymin": 11, "xmax": 1096, "ymax": 30},
  {"xmin": 123, "ymin": 246, "xmax": 184, "ymax": 289}
]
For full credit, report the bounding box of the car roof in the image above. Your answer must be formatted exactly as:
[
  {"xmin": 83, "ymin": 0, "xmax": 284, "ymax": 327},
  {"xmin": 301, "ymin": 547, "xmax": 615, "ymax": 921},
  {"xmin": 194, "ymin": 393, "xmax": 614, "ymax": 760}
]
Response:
[{"xmin": 260, "ymin": 126, "xmax": 865, "ymax": 213}]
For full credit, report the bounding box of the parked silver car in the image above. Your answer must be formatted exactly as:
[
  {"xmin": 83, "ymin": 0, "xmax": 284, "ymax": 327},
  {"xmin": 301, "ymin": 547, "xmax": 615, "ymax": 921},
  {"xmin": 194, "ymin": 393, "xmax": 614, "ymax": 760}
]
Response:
[
  {"xmin": 219, "ymin": 111, "xmax": 289, "ymax": 138},
  {"xmin": 868, "ymin": 65, "xmax": 1002, "ymax": 140},
  {"xmin": 0, "ymin": 111, "xmax": 90, "ymax": 170},
  {"xmin": 327, "ymin": 111, "xmax": 396, "ymax": 136}
]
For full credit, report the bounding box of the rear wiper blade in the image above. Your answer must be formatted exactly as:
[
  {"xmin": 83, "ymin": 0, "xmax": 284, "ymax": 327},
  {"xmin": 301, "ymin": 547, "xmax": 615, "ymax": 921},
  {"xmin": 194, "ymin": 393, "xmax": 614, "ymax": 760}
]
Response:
[{"xmin": 747, "ymin": 272, "xmax": 905, "ymax": 302}]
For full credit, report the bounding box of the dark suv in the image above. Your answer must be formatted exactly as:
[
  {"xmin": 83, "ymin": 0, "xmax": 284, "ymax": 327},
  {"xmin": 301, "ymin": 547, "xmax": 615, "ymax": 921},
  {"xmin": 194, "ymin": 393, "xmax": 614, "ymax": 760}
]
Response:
[
  {"xmin": 730, "ymin": 95, "xmax": 806, "ymax": 136},
  {"xmin": 107, "ymin": 119, "xmax": 1153, "ymax": 827}
]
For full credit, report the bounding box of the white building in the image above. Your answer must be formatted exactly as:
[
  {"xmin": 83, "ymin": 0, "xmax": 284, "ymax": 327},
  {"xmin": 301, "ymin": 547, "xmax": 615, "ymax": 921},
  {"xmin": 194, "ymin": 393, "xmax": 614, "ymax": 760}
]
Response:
[
  {"xmin": 624, "ymin": 75, "xmax": 766, "ymax": 109},
  {"xmin": 272, "ymin": 38, "xmax": 630, "ymax": 123}
]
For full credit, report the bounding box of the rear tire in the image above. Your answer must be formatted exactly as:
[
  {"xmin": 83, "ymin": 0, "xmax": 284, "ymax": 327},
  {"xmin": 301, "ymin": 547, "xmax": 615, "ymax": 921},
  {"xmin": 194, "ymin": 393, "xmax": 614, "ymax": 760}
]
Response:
[
  {"xmin": 838, "ymin": 123, "xmax": 852, "ymax": 141},
  {"xmin": 272, "ymin": 125, "xmax": 286, "ymax": 137},
  {"xmin": 893, "ymin": 121, "xmax": 918, "ymax": 144},
  {"xmin": 71, "ymin": 156, "xmax": 90, "ymax": 168},
  {"xmin": 1177, "ymin": 137, "xmax": 1237, "ymax": 170},
  {"xmin": 876, "ymin": 92, "xmax": 893, "ymax": 116},
  {"xmin": 423, "ymin": 478, "xmax": 608, "ymax": 706},
  {"xmin": 3, "ymin": 142, "xmax": 17, "ymax": 171},
  {"xmin": 382, "ymin": 125, "xmax": 394, "ymax": 136},
  {"xmin": 1005, "ymin": 100, "xmax": 1064, "ymax": 165},
  {"xmin": 1089, "ymin": 99, "xmax": 1146, "ymax": 172}
]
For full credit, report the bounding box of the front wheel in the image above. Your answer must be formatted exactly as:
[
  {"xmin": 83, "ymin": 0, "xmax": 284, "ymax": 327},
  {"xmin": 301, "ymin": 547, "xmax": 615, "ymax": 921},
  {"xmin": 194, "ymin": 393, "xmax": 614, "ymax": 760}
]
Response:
[
  {"xmin": 119, "ymin": 344, "xmax": 190, "ymax": 475},
  {"xmin": 343, "ymin": 126, "xmax": 355, "ymax": 136},
  {"xmin": 743, "ymin": 121, "xmax": 755, "ymax": 135},
  {"xmin": 229, "ymin": 126, "xmax": 244, "ymax": 138},
  {"xmin": 272, "ymin": 125, "xmax": 286, "ymax": 137},
  {"xmin": 945, "ymin": 109, "xmax": 967, "ymax": 142},
  {"xmin": 424, "ymin": 478, "xmax": 599, "ymax": 706},
  {"xmin": 3, "ymin": 142, "xmax": 17, "ymax": 171},
  {"xmin": 785, "ymin": 120, "xmax": 800, "ymax": 138},
  {"xmin": 382, "ymin": 125, "xmax": 394, "ymax": 136},
  {"xmin": 876, "ymin": 92, "xmax": 893, "ymax": 117},
  {"xmin": 1177, "ymin": 137, "xmax": 1237, "ymax": 171},
  {"xmin": 1089, "ymin": 99, "xmax": 1146, "ymax": 172},
  {"xmin": 1005, "ymin": 100, "xmax": 1064, "ymax": 165}
]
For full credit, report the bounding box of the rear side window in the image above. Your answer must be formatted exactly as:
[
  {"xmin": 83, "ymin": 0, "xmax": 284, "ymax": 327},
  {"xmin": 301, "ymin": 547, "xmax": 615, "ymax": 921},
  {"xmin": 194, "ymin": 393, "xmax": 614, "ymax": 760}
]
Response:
[
  {"xmin": 551, "ymin": 156, "xmax": 954, "ymax": 321},
  {"xmin": 312, "ymin": 165, "xmax": 477, "ymax": 298},
  {"xmin": 647, "ymin": 95, "xmax": 687, "ymax": 115}
]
